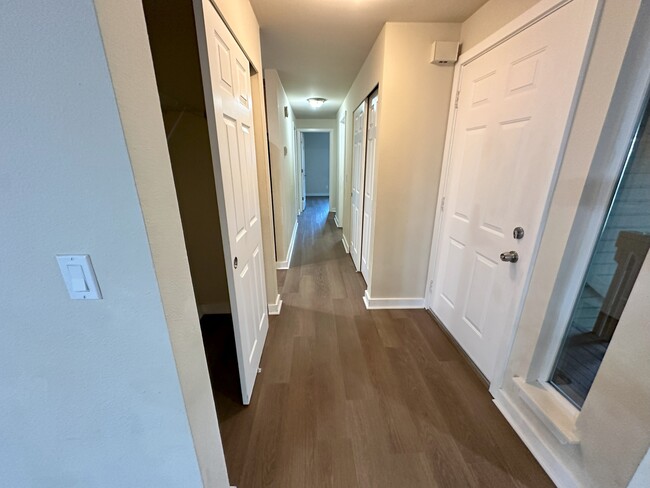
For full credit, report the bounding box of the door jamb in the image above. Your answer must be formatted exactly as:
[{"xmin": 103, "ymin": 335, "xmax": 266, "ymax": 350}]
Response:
[{"xmin": 297, "ymin": 128, "xmax": 335, "ymax": 208}]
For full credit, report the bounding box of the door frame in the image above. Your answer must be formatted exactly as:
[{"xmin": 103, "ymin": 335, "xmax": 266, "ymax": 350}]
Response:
[
  {"xmin": 425, "ymin": 0, "xmax": 601, "ymax": 387},
  {"xmin": 360, "ymin": 89, "xmax": 380, "ymax": 287},
  {"xmin": 296, "ymin": 128, "xmax": 335, "ymax": 208}
]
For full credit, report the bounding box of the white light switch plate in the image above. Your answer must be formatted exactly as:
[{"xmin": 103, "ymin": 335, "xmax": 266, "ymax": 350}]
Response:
[{"xmin": 56, "ymin": 254, "xmax": 102, "ymax": 299}]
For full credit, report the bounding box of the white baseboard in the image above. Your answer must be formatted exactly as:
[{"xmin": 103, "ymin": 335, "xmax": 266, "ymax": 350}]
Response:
[
  {"xmin": 334, "ymin": 214, "xmax": 342, "ymax": 228},
  {"xmin": 276, "ymin": 219, "xmax": 298, "ymax": 270},
  {"xmin": 306, "ymin": 193, "xmax": 329, "ymax": 197},
  {"xmin": 198, "ymin": 302, "xmax": 231, "ymax": 317},
  {"xmin": 268, "ymin": 294, "xmax": 283, "ymax": 315},
  {"xmin": 362, "ymin": 290, "xmax": 425, "ymax": 310},
  {"xmin": 341, "ymin": 234, "xmax": 350, "ymax": 253},
  {"xmin": 330, "ymin": 206, "xmax": 337, "ymax": 213},
  {"xmin": 492, "ymin": 388, "xmax": 579, "ymax": 488}
]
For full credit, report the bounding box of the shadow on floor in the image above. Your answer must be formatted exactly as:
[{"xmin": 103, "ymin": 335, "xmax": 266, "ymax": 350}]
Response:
[{"xmin": 200, "ymin": 314, "xmax": 246, "ymax": 422}]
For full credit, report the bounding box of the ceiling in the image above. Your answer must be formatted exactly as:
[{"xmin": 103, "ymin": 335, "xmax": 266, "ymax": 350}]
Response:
[{"xmin": 249, "ymin": 0, "xmax": 488, "ymax": 119}]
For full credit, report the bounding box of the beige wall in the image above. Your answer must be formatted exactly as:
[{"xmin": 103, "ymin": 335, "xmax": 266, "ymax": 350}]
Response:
[
  {"xmin": 265, "ymin": 69, "xmax": 299, "ymax": 264},
  {"xmin": 372, "ymin": 22, "xmax": 461, "ymax": 299},
  {"xmin": 296, "ymin": 119, "xmax": 338, "ymax": 211},
  {"xmin": 483, "ymin": 0, "xmax": 650, "ymax": 486},
  {"xmin": 338, "ymin": 23, "xmax": 461, "ymax": 300},
  {"xmin": 460, "ymin": 0, "xmax": 542, "ymax": 51}
]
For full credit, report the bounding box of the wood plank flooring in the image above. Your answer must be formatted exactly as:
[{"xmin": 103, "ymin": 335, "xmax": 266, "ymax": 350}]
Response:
[{"xmin": 205, "ymin": 197, "xmax": 553, "ymax": 488}]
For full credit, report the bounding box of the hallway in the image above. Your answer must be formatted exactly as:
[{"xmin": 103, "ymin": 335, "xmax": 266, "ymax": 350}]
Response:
[{"xmin": 214, "ymin": 197, "xmax": 552, "ymax": 487}]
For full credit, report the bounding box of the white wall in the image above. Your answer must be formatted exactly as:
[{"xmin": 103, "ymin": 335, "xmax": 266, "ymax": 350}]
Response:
[
  {"xmin": 265, "ymin": 69, "xmax": 298, "ymax": 264},
  {"xmin": 0, "ymin": 0, "xmax": 208, "ymax": 486},
  {"xmin": 304, "ymin": 132, "xmax": 330, "ymax": 196}
]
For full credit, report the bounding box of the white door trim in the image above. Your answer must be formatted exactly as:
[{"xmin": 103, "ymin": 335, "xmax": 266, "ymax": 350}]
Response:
[{"xmin": 425, "ymin": 0, "xmax": 602, "ymax": 385}]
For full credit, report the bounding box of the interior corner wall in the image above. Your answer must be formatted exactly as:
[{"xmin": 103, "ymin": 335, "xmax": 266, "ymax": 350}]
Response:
[
  {"xmin": 265, "ymin": 69, "xmax": 298, "ymax": 265},
  {"xmin": 343, "ymin": 22, "xmax": 461, "ymax": 300},
  {"xmin": 490, "ymin": 1, "xmax": 650, "ymax": 486},
  {"xmin": 338, "ymin": 27, "xmax": 387, "ymax": 249},
  {"xmin": 295, "ymin": 119, "xmax": 338, "ymax": 210},
  {"xmin": 460, "ymin": 0, "xmax": 543, "ymax": 52},
  {"xmin": 0, "ymin": 0, "xmax": 209, "ymax": 486}
]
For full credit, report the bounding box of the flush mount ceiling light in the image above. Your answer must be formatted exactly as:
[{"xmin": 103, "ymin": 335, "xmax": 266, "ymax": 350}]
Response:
[{"xmin": 307, "ymin": 97, "xmax": 327, "ymax": 108}]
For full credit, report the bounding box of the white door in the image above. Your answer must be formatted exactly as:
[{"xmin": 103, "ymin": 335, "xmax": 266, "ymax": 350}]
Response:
[
  {"xmin": 350, "ymin": 101, "xmax": 368, "ymax": 271},
  {"xmin": 194, "ymin": 0, "xmax": 269, "ymax": 404},
  {"xmin": 430, "ymin": 0, "xmax": 598, "ymax": 381},
  {"xmin": 361, "ymin": 91, "xmax": 379, "ymax": 282},
  {"xmin": 300, "ymin": 132, "xmax": 306, "ymax": 211}
]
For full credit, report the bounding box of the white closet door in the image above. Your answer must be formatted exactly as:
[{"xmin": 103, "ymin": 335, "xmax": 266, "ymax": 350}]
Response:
[
  {"xmin": 430, "ymin": 0, "xmax": 599, "ymax": 380},
  {"xmin": 361, "ymin": 91, "xmax": 379, "ymax": 283},
  {"xmin": 194, "ymin": 0, "xmax": 268, "ymax": 404},
  {"xmin": 350, "ymin": 101, "xmax": 368, "ymax": 271}
]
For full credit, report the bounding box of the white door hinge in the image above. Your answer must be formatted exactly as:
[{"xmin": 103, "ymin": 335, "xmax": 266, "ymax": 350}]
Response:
[
  {"xmin": 429, "ymin": 280, "xmax": 434, "ymax": 294},
  {"xmin": 441, "ymin": 196, "xmax": 446, "ymax": 212},
  {"xmin": 454, "ymin": 90, "xmax": 460, "ymax": 109}
]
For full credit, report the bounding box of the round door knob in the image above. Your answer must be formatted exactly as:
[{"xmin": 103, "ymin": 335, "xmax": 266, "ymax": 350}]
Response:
[{"xmin": 500, "ymin": 251, "xmax": 519, "ymax": 263}]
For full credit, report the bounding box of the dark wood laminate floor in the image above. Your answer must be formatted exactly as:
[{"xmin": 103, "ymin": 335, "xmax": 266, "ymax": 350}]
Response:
[{"xmin": 208, "ymin": 197, "xmax": 553, "ymax": 488}]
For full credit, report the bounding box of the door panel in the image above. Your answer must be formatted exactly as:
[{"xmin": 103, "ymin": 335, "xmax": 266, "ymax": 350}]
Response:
[
  {"xmin": 361, "ymin": 91, "xmax": 379, "ymax": 282},
  {"xmin": 350, "ymin": 101, "xmax": 367, "ymax": 271},
  {"xmin": 195, "ymin": 0, "xmax": 268, "ymax": 404},
  {"xmin": 431, "ymin": 0, "xmax": 598, "ymax": 380}
]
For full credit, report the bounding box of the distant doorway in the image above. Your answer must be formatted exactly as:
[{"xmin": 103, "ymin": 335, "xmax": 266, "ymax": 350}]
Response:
[{"xmin": 303, "ymin": 132, "xmax": 331, "ymax": 203}]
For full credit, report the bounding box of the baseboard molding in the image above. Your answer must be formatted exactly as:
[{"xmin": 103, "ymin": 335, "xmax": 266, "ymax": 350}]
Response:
[
  {"xmin": 362, "ymin": 290, "xmax": 425, "ymax": 310},
  {"xmin": 306, "ymin": 193, "xmax": 329, "ymax": 197},
  {"xmin": 334, "ymin": 214, "xmax": 342, "ymax": 228},
  {"xmin": 276, "ymin": 219, "xmax": 298, "ymax": 270},
  {"xmin": 341, "ymin": 234, "xmax": 350, "ymax": 253},
  {"xmin": 492, "ymin": 388, "xmax": 579, "ymax": 488},
  {"xmin": 198, "ymin": 302, "xmax": 231, "ymax": 318},
  {"xmin": 268, "ymin": 294, "xmax": 283, "ymax": 315},
  {"xmin": 330, "ymin": 206, "xmax": 337, "ymax": 213}
]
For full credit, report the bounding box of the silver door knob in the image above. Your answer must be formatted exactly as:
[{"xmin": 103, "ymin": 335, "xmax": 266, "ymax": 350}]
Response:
[{"xmin": 500, "ymin": 251, "xmax": 519, "ymax": 263}]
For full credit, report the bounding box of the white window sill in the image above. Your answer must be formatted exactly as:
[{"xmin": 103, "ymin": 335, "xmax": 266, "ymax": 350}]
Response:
[{"xmin": 514, "ymin": 376, "xmax": 580, "ymax": 445}]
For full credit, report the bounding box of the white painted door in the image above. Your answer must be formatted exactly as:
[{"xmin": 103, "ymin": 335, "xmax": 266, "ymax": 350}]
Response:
[
  {"xmin": 361, "ymin": 91, "xmax": 379, "ymax": 283},
  {"xmin": 300, "ymin": 132, "xmax": 306, "ymax": 211},
  {"xmin": 430, "ymin": 0, "xmax": 598, "ymax": 381},
  {"xmin": 350, "ymin": 101, "xmax": 368, "ymax": 271},
  {"xmin": 194, "ymin": 0, "xmax": 268, "ymax": 404}
]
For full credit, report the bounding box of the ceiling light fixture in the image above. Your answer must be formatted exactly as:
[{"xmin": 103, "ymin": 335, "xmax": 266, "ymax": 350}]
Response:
[{"xmin": 307, "ymin": 97, "xmax": 327, "ymax": 108}]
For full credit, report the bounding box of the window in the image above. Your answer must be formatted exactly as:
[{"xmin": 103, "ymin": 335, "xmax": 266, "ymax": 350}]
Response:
[{"xmin": 550, "ymin": 96, "xmax": 650, "ymax": 408}]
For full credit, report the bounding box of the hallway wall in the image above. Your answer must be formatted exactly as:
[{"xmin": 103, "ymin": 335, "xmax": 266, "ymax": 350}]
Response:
[
  {"xmin": 303, "ymin": 132, "xmax": 330, "ymax": 196},
  {"xmin": 265, "ymin": 69, "xmax": 299, "ymax": 265},
  {"xmin": 338, "ymin": 22, "xmax": 461, "ymax": 301}
]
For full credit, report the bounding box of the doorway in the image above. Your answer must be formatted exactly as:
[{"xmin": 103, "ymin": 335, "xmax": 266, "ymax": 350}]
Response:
[{"xmin": 303, "ymin": 132, "xmax": 331, "ymax": 203}]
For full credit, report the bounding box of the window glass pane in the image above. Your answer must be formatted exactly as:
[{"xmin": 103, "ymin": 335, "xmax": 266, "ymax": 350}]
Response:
[{"xmin": 550, "ymin": 98, "xmax": 650, "ymax": 408}]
